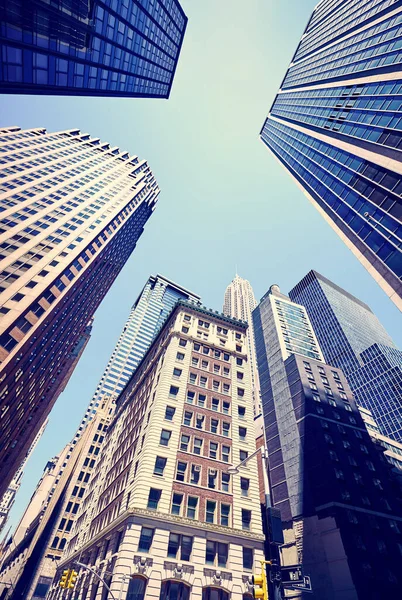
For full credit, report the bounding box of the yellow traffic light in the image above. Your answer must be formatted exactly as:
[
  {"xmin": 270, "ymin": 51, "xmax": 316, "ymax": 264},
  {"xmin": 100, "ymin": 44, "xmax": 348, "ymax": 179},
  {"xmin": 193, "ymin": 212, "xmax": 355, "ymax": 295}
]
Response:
[
  {"xmin": 67, "ymin": 569, "xmax": 78, "ymax": 589},
  {"xmin": 252, "ymin": 562, "xmax": 269, "ymax": 600},
  {"xmin": 59, "ymin": 569, "xmax": 70, "ymax": 589}
]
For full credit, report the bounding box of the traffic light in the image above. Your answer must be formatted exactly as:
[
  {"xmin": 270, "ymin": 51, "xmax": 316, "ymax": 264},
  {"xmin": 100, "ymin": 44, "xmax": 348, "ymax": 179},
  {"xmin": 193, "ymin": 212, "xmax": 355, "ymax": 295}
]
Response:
[
  {"xmin": 59, "ymin": 569, "xmax": 70, "ymax": 589},
  {"xmin": 252, "ymin": 574, "xmax": 266, "ymax": 599},
  {"xmin": 67, "ymin": 570, "xmax": 78, "ymax": 589}
]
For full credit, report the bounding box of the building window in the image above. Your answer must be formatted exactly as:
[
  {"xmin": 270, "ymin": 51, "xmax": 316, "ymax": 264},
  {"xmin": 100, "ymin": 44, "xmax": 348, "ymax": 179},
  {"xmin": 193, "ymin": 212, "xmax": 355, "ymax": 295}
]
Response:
[
  {"xmin": 223, "ymin": 401, "xmax": 231, "ymax": 414},
  {"xmin": 138, "ymin": 527, "xmax": 154, "ymax": 552},
  {"xmin": 200, "ymin": 376, "xmax": 207, "ymax": 388},
  {"xmin": 238, "ymin": 406, "xmax": 245, "ymax": 419},
  {"xmin": 210, "ymin": 442, "xmax": 218, "ymax": 459},
  {"xmin": 241, "ymin": 478, "xmax": 250, "ymax": 497},
  {"xmin": 169, "ymin": 386, "xmax": 179, "ymax": 398},
  {"xmin": 196, "ymin": 414, "xmax": 205, "ymax": 429},
  {"xmin": 186, "ymin": 391, "xmax": 195, "ymax": 404},
  {"xmin": 221, "ymin": 503, "xmax": 231, "ymax": 526},
  {"xmin": 176, "ymin": 352, "xmax": 185, "ymax": 361},
  {"xmin": 212, "ymin": 398, "xmax": 219, "ymax": 411},
  {"xmin": 222, "ymin": 472, "xmax": 230, "ymax": 492},
  {"xmin": 186, "ymin": 496, "xmax": 198, "ymax": 519},
  {"xmin": 239, "ymin": 426, "xmax": 247, "ymax": 441},
  {"xmin": 171, "ymin": 493, "xmax": 183, "ymax": 515},
  {"xmin": 160, "ymin": 430, "xmax": 172, "ymax": 446},
  {"xmin": 206, "ymin": 500, "xmax": 216, "ymax": 523},
  {"xmin": 160, "ymin": 581, "xmax": 190, "ymax": 600},
  {"xmin": 222, "ymin": 422, "xmax": 230, "ymax": 437},
  {"xmin": 179, "ymin": 339, "xmax": 187, "ymax": 348},
  {"xmin": 180, "ymin": 435, "xmax": 190, "ymax": 452},
  {"xmin": 183, "ymin": 411, "xmax": 193, "ymax": 426},
  {"xmin": 165, "ymin": 406, "xmax": 176, "ymax": 421},
  {"xmin": 222, "ymin": 445, "xmax": 230, "ymax": 463},
  {"xmin": 154, "ymin": 457, "xmax": 167, "ymax": 476},
  {"xmin": 176, "ymin": 462, "xmax": 187, "ymax": 482},
  {"xmin": 190, "ymin": 465, "xmax": 201, "ymax": 484},
  {"xmin": 173, "ymin": 368, "xmax": 182, "ymax": 378},
  {"xmin": 198, "ymin": 395, "xmax": 206, "ymax": 408},
  {"xmin": 211, "ymin": 419, "xmax": 219, "ymax": 434},
  {"xmin": 240, "ymin": 450, "xmax": 248, "ymax": 461},
  {"xmin": 208, "ymin": 469, "xmax": 217, "ymax": 489},
  {"xmin": 205, "ymin": 541, "xmax": 228, "ymax": 567},
  {"xmin": 193, "ymin": 438, "xmax": 203, "ymax": 455},
  {"xmin": 243, "ymin": 547, "xmax": 253, "ymax": 570},
  {"xmin": 167, "ymin": 533, "xmax": 193, "ymax": 561},
  {"xmin": 242, "ymin": 509, "xmax": 251, "ymax": 530},
  {"xmin": 202, "ymin": 589, "xmax": 229, "ymax": 600},
  {"xmin": 147, "ymin": 489, "xmax": 162, "ymax": 510}
]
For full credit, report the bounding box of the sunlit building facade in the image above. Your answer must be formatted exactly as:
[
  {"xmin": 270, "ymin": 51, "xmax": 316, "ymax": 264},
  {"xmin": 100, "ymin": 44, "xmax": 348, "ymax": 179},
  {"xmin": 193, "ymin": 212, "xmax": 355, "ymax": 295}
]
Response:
[
  {"xmin": 260, "ymin": 0, "xmax": 402, "ymax": 310},
  {"xmin": 49, "ymin": 300, "xmax": 265, "ymax": 600},
  {"xmin": 0, "ymin": 0, "xmax": 187, "ymax": 98},
  {"xmin": 0, "ymin": 126, "xmax": 159, "ymax": 502},
  {"xmin": 253, "ymin": 284, "xmax": 402, "ymax": 599},
  {"xmin": 223, "ymin": 274, "xmax": 261, "ymax": 417},
  {"xmin": 290, "ymin": 270, "xmax": 402, "ymax": 441}
]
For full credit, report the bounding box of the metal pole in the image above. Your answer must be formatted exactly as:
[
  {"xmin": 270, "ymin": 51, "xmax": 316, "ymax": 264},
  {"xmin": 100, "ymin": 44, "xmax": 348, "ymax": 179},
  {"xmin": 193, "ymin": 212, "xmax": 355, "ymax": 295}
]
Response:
[{"xmin": 74, "ymin": 562, "xmax": 117, "ymax": 600}]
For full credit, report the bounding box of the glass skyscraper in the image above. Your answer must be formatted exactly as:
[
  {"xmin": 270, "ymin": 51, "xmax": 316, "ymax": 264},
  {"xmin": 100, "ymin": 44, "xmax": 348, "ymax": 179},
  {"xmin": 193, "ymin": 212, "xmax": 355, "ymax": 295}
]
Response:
[
  {"xmin": 78, "ymin": 273, "xmax": 201, "ymax": 433},
  {"xmin": 290, "ymin": 270, "xmax": 402, "ymax": 441},
  {"xmin": 260, "ymin": 0, "xmax": 402, "ymax": 310},
  {"xmin": 0, "ymin": 0, "xmax": 187, "ymax": 98},
  {"xmin": 252, "ymin": 284, "xmax": 402, "ymax": 599},
  {"xmin": 0, "ymin": 126, "xmax": 159, "ymax": 502}
]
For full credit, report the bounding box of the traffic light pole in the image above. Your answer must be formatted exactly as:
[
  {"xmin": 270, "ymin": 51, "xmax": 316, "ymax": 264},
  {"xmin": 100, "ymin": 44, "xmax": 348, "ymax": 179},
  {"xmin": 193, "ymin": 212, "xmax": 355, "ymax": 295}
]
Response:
[{"xmin": 73, "ymin": 562, "xmax": 117, "ymax": 600}]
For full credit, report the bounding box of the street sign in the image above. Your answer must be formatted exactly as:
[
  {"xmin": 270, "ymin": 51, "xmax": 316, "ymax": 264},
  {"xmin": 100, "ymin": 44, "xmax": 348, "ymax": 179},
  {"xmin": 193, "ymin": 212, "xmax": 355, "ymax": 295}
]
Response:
[
  {"xmin": 288, "ymin": 576, "xmax": 313, "ymax": 593},
  {"xmin": 281, "ymin": 564, "xmax": 303, "ymax": 585}
]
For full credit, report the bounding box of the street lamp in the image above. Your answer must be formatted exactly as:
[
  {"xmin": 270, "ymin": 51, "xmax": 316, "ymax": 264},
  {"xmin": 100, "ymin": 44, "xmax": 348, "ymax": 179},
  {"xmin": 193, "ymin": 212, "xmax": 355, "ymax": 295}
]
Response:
[{"xmin": 227, "ymin": 445, "xmax": 271, "ymax": 508}]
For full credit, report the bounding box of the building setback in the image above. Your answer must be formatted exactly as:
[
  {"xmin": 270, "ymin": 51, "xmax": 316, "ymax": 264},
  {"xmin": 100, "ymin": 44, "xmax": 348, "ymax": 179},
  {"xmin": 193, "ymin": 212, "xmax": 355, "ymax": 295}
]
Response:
[
  {"xmin": 260, "ymin": 0, "xmax": 402, "ymax": 309},
  {"xmin": 359, "ymin": 406, "xmax": 402, "ymax": 472},
  {"xmin": 79, "ymin": 274, "xmax": 200, "ymax": 434},
  {"xmin": 253, "ymin": 285, "xmax": 402, "ymax": 600},
  {"xmin": 223, "ymin": 274, "xmax": 261, "ymax": 418},
  {"xmin": 0, "ymin": 0, "xmax": 187, "ymax": 98},
  {"xmin": 49, "ymin": 300, "xmax": 265, "ymax": 600},
  {"xmin": 289, "ymin": 270, "xmax": 402, "ymax": 441},
  {"xmin": 0, "ymin": 397, "xmax": 115, "ymax": 600},
  {"xmin": 0, "ymin": 126, "xmax": 159, "ymax": 501}
]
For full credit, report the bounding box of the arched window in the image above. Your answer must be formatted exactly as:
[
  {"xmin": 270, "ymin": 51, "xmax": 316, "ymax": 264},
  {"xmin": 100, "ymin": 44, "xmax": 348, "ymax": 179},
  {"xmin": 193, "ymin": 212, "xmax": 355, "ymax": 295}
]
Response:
[
  {"xmin": 59, "ymin": 538, "xmax": 67, "ymax": 550},
  {"xmin": 202, "ymin": 588, "xmax": 229, "ymax": 600},
  {"xmin": 126, "ymin": 577, "xmax": 147, "ymax": 600},
  {"xmin": 51, "ymin": 536, "xmax": 59, "ymax": 549},
  {"xmin": 160, "ymin": 580, "xmax": 190, "ymax": 600}
]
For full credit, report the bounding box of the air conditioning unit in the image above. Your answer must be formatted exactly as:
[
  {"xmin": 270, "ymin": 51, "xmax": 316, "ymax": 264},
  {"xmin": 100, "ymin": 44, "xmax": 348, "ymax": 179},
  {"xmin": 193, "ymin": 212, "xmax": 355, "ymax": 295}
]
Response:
[
  {"xmin": 194, "ymin": 465, "xmax": 201, "ymax": 472},
  {"xmin": 209, "ymin": 468, "xmax": 217, "ymax": 475}
]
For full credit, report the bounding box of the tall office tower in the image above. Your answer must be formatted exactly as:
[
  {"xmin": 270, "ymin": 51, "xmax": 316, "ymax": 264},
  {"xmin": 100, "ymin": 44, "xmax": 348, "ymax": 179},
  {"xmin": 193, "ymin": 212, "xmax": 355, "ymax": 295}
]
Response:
[
  {"xmin": 0, "ymin": 126, "xmax": 159, "ymax": 502},
  {"xmin": 253, "ymin": 285, "xmax": 402, "ymax": 600},
  {"xmin": 0, "ymin": 397, "xmax": 115, "ymax": 600},
  {"xmin": 79, "ymin": 274, "xmax": 201, "ymax": 434},
  {"xmin": 0, "ymin": 418, "xmax": 48, "ymax": 535},
  {"xmin": 223, "ymin": 274, "xmax": 261, "ymax": 417},
  {"xmin": 289, "ymin": 270, "xmax": 402, "ymax": 441},
  {"xmin": 49, "ymin": 300, "xmax": 265, "ymax": 600},
  {"xmin": 0, "ymin": 0, "xmax": 187, "ymax": 98},
  {"xmin": 260, "ymin": 0, "xmax": 402, "ymax": 310}
]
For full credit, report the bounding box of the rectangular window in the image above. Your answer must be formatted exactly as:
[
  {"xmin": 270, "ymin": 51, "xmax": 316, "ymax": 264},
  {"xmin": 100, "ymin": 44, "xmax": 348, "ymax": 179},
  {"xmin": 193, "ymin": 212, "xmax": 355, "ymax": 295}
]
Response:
[
  {"xmin": 165, "ymin": 406, "xmax": 175, "ymax": 421},
  {"xmin": 187, "ymin": 391, "xmax": 195, "ymax": 404},
  {"xmin": 223, "ymin": 401, "xmax": 230, "ymax": 415},
  {"xmin": 223, "ymin": 383, "xmax": 230, "ymax": 394},
  {"xmin": 193, "ymin": 438, "xmax": 203, "ymax": 455},
  {"xmin": 214, "ymin": 364, "xmax": 220, "ymax": 373},
  {"xmin": 242, "ymin": 509, "xmax": 251, "ymax": 530},
  {"xmin": 160, "ymin": 430, "xmax": 171, "ymax": 446},
  {"xmin": 187, "ymin": 496, "xmax": 198, "ymax": 519},
  {"xmin": 243, "ymin": 547, "xmax": 253, "ymax": 570},
  {"xmin": 173, "ymin": 368, "xmax": 182, "ymax": 378},
  {"xmin": 212, "ymin": 398, "xmax": 219, "ymax": 411},
  {"xmin": 220, "ymin": 504, "xmax": 230, "ymax": 527},
  {"xmin": 222, "ymin": 472, "xmax": 230, "ymax": 492},
  {"xmin": 222, "ymin": 445, "xmax": 230, "ymax": 463},
  {"xmin": 210, "ymin": 442, "xmax": 218, "ymax": 459},
  {"xmin": 147, "ymin": 488, "xmax": 161, "ymax": 510},
  {"xmin": 183, "ymin": 411, "xmax": 193, "ymax": 426},
  {"xmin": 208, "ymin": 469, "xmax": 217, "ymax": 489},
  {"xmin": 154, "ymin": 457, "xmax": 167, "ymax": 476},
  {"xmin": 211, "ymin": 419, "xmax": 219, "ymax": 434},
  {"xmin": 196, "ymin": 414, "xmax": 204, "ymax": 429},
  {"xmin": 222, "ymin": 422, "xmax": 230, "ymax": 437},
  {"xmin": 167, "ymin": 533, "xmax": 193, "ymax": 561},
  {"xmin": 169, "ymin": 386, "xmax": 179, "ymax": 398},
  {"xmin": 238, "ymin": 406, "xmax": 245, "ymax": 419},
  {"xmin": 202, "ymin": 360, "xmax": 209, "ymax": 369},
  {"xmin": 190, "ymin": 464, "xmax": 201, "ymax": 484},
  {"xmin": 180, "ymin": 435, "xmax": 190, "ymax": 452},
  {"xmin": 206, "ymin": 500, "xmax": 216, "ymax": 523},
  {"xmin": 176, "ymin": 462, "xmax": 187, "ymax": 482},
  {"xmin": 176, "ymin": 352, "xmax": 185, "ymax": 361},
  {"xmin": 240, "ymin": 450, "xmax": 248, "ymax": 461},
  {"xmin": 198, "ymin": 394, "xmax": 206, "ymax": 407},
  {"xmin": 206, "ymin": 541, "xmax": 228, "ymax": 567},
  {"xmin": 138, "ymin": 527, "xmax": 154, "ymax": 552},
  {"xmin": 192, "ymin": 357, "xmax": 199, "ymax": 366},
  {"xmin": 189, "ymin": 373, "xmax": 197, "ymax": 384},
  {"xmin": 213, "ymin": 380, "xmax": 220, "ymax": 391},
  {"xmin": 241, "ymin": 477, "xmax": 250, "ymax": 497},
  {"xmin": 239, "ymin": 427, "xmax": 247, "ymax": 441},
  {"xmin": 200, "ymin": 376, "xmax": 207, "ymax": 388},
  {"xmin": 171, "ymin": 493, "xmax": 183, "ymax": 515}
]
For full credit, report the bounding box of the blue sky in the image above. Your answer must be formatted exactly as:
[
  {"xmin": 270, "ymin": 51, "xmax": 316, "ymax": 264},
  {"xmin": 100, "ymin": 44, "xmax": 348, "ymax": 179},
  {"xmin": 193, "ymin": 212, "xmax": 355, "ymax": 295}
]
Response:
[{"xmin": 1, "ymin": 0, "xmax": 401, "ymax": 534}]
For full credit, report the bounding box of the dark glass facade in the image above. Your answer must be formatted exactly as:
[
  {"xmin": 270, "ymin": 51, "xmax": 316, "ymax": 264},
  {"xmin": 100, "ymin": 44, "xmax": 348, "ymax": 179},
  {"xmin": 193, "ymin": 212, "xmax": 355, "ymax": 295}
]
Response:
[
  {"xmin": 290, "ymin": 270, "xmax": 402, "ymax": 441},
  {"xmin": 0, "ymin": 0, "xmax": 187, "ymax": 97},
  {"xmin": 260, "ymin": 0, "xmax": 402, "ymax": 309},
  {"xmin": 253, "ymin": 285, "xmax": 402, "ymax": 600}
]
